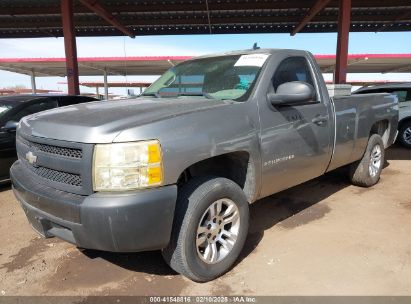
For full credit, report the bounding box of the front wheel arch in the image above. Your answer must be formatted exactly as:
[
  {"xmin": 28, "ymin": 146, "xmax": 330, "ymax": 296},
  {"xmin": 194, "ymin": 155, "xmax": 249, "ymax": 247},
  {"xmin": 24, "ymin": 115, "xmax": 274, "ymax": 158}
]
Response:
[{"xmin": 175, "ymin": 151, "xmax": 259, "ymax": 203}]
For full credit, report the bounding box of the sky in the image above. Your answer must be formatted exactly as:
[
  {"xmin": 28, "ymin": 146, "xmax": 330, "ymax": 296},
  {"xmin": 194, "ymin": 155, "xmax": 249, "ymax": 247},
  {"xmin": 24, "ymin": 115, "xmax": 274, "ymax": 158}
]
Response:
[{"xmin": 0, "ymin": 31, "xmax": 411, "ymax": 96}]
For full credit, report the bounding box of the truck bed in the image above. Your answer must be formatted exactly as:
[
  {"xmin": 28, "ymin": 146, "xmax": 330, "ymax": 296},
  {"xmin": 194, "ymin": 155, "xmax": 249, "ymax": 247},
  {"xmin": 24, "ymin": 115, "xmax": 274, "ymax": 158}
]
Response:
[{"xmin": 327, "ymin": 93, "xmax": 398, "ymax": 172}]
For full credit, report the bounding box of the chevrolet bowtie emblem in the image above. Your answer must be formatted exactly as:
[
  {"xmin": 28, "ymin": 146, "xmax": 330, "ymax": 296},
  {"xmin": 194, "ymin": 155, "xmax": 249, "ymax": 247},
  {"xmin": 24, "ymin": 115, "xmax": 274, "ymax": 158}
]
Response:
[{"xmin": 25, "ymin": 151, "xmax": 38, "ymax": 165}]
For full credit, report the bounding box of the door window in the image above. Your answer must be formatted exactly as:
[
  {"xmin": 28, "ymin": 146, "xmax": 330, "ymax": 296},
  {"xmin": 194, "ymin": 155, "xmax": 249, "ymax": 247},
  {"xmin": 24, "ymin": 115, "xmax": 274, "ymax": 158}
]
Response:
[
  {"xmin": 272, "ymin": 57, "xmax": 315, "ymax": 92},
  {"xmin": 391, "ymin": 90, "xmax": 408, "ymax": 103},
  {"xmin": 11, "ymin": 99, "xmax": 58, "ymax": 121}
]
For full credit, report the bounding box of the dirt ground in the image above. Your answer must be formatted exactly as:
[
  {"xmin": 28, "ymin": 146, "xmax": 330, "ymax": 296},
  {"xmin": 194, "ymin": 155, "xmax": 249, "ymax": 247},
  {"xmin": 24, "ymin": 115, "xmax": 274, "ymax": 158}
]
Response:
[{"xmin": 0, "ymin": 145, "xmax": 410, "ymax": 297}]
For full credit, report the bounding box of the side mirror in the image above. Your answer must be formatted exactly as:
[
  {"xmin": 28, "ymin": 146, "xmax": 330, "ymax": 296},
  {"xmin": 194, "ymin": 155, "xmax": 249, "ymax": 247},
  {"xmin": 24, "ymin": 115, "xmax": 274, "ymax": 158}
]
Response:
[
  {"xmin": 1, "ymin": 120, "xmax": 18, "ymax": 132},
  {"xmin": 268, "ymin": 81, "xmax": 315, "ymax": 106}
]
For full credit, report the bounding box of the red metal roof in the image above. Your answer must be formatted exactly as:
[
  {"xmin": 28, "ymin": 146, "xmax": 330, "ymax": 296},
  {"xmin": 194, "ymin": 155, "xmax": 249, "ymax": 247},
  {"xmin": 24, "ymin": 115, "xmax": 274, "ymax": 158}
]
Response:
[{"xmin": 315, "ymin": 53, "xmax": 411, "ymax": 59}]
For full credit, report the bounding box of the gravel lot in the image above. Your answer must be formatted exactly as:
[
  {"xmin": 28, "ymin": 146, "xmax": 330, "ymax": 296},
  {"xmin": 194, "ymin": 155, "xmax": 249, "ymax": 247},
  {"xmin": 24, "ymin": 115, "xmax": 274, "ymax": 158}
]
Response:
[{"xmin": 0, "ymin": 145, "xmax": 410, "ymax": 297}]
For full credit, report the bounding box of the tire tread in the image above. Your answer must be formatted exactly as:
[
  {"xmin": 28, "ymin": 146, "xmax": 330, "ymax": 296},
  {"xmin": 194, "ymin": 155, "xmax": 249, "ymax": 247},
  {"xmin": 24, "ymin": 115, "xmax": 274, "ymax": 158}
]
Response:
[
  {"xmin": 162, "ymin": 176, "xmax": 248, "ymax": 282},
  {"xmin": 349, "ymin": 134, "xmax": 385, "ymax": 187}
]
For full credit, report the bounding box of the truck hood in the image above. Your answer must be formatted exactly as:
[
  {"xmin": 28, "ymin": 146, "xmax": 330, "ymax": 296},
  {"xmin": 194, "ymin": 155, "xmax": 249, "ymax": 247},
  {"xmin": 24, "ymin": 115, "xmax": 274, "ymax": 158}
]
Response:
[{"xmin": 19, "ymin": 97, "xmax": 231, "ymax": 143}]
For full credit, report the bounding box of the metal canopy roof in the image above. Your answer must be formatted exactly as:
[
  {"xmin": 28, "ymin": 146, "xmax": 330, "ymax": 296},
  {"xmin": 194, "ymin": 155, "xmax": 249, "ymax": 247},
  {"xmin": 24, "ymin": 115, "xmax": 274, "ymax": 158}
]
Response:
[
  {"xmin": 75, "ymin": 81, "xmax": 152, "ymax": 88},
  {"xmin": 0, "ymin": 54, "xmax": 410, "ymax": 77},
  {"xmin": 0, "ymin": 0, "xmax": 410, "ymax": 38},
  {"xmin": 0, "ymin": 56, "xmax": 192, "ymax": 77}
]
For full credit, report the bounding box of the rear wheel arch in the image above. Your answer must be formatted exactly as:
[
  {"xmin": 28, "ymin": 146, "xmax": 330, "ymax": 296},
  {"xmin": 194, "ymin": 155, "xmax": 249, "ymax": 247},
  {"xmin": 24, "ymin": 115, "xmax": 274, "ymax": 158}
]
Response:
[
  {"xmin": 369, "ymin": 119, "xmax": 390, "ymax": 147},
  {"xmin": 349, "ymin": 134, "xmax": 385, "ymax": 187}
]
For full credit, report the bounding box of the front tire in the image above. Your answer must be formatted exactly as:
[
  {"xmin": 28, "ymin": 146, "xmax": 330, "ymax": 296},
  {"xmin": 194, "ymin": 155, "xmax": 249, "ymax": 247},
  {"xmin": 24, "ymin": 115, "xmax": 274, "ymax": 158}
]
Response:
[
  {"xmin": 162, "ymin": 177, "xmax": 249, "ymax": 282},
  {"xmin": 398, "ymin": 121, "xmax": 411, "ymax": 149},
  {"xmin": 349, "ymin": 134, "xmax": 385, "ymax": 187}
]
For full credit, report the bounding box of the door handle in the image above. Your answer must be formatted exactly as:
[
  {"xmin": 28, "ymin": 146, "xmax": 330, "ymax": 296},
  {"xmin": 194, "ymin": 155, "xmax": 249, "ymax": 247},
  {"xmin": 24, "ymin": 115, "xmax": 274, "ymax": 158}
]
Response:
[{"xmin": 312, "ymin": 115, "xmax": 328, "ymax": 126}]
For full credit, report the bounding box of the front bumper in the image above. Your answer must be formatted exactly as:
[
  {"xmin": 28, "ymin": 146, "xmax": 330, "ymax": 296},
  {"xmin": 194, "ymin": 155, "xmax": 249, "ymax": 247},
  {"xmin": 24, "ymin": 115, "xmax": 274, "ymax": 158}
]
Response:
[{"xmin": 11, "ymin": 160, "xmax": 177, "ymax": 252}]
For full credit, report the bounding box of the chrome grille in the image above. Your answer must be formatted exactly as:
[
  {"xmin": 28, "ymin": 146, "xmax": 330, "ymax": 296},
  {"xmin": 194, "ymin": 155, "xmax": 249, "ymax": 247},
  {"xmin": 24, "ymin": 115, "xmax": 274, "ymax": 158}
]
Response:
[{"xmin": 20, "ymin": 137, "xmax": 82, "ymax": 159}]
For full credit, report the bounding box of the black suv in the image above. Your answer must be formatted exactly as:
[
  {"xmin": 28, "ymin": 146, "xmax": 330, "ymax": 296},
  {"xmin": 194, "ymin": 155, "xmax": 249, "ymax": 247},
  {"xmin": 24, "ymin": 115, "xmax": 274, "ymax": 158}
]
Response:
[{"xmin": 0, "ymin": 94, "xmax": 98, "ymax": 182}]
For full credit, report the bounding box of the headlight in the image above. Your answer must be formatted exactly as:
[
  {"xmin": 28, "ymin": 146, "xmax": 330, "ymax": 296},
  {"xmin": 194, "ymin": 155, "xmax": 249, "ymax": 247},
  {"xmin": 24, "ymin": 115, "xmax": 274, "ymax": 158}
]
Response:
[{"xmin": 93, "ymin": 140, "xmax": 162, "ymax": 191}]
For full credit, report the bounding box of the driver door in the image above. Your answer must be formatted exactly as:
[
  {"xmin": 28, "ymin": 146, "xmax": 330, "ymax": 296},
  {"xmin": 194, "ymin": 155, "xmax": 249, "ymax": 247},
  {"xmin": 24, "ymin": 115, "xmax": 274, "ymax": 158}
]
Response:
[{"xmin": 258, "ymin": 56, "xmax": 333, "ymax": 198}]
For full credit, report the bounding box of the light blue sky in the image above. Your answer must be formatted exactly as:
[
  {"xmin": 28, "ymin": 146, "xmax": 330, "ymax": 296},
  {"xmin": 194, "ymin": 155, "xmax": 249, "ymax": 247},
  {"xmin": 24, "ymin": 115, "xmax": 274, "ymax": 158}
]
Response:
[{"xmin": 0, "ymin": 31, "xmax": 410, "ymax": 95}]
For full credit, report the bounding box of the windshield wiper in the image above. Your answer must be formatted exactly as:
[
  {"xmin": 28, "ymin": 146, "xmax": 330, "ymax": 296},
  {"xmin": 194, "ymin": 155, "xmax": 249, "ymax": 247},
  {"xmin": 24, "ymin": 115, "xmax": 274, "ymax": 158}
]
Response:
[
  {"xmin": 140, "ymin": 92, "xmax": 161, "ymax": 98},
  {"xmin": 176, "ymin": 92, "xmax": 215, "ymax": 99}
]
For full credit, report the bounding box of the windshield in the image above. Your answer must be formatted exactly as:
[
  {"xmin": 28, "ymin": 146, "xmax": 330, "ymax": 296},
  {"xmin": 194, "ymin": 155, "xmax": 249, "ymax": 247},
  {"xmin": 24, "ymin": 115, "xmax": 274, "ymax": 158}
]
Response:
[{"xmin": 143, "ymin": 54, "xmax": 269, "ymax": 101}]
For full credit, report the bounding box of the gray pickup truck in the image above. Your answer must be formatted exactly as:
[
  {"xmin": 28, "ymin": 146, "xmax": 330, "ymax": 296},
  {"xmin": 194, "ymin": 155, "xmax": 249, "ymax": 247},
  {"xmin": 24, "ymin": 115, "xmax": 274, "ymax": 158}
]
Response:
[{"xmin": 11, "ymin": 49, "xmax": 398, "ymax": 282}]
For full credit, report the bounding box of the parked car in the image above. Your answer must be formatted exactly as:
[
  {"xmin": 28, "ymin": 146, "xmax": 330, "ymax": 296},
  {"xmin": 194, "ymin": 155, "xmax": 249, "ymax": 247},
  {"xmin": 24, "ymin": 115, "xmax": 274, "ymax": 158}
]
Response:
[
  {"xmin": 10, "ymin": 49, "xmax": 398, "ymax": 282},
  {"xmin": 0, "ymin": 94, "xmax": 97, "ymax": 182},
  {"xmin": 354, "ymin": 83, "xmax": 411, "ymax": 148}
]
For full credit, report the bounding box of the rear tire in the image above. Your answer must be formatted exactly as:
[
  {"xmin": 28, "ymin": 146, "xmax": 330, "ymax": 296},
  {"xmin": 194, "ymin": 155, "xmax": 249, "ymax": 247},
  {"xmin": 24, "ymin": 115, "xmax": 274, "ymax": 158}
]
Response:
[
  {"xmin": 398, "ymin": 121, "xmax": 411, "ymax": 149},
  {"xmin": 162, "ymin": 176, "xmax": 249, "ymax": 282},
  {"xmin": 349, "ymin": 134, "xmax": 385, "ymax": 187}
]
